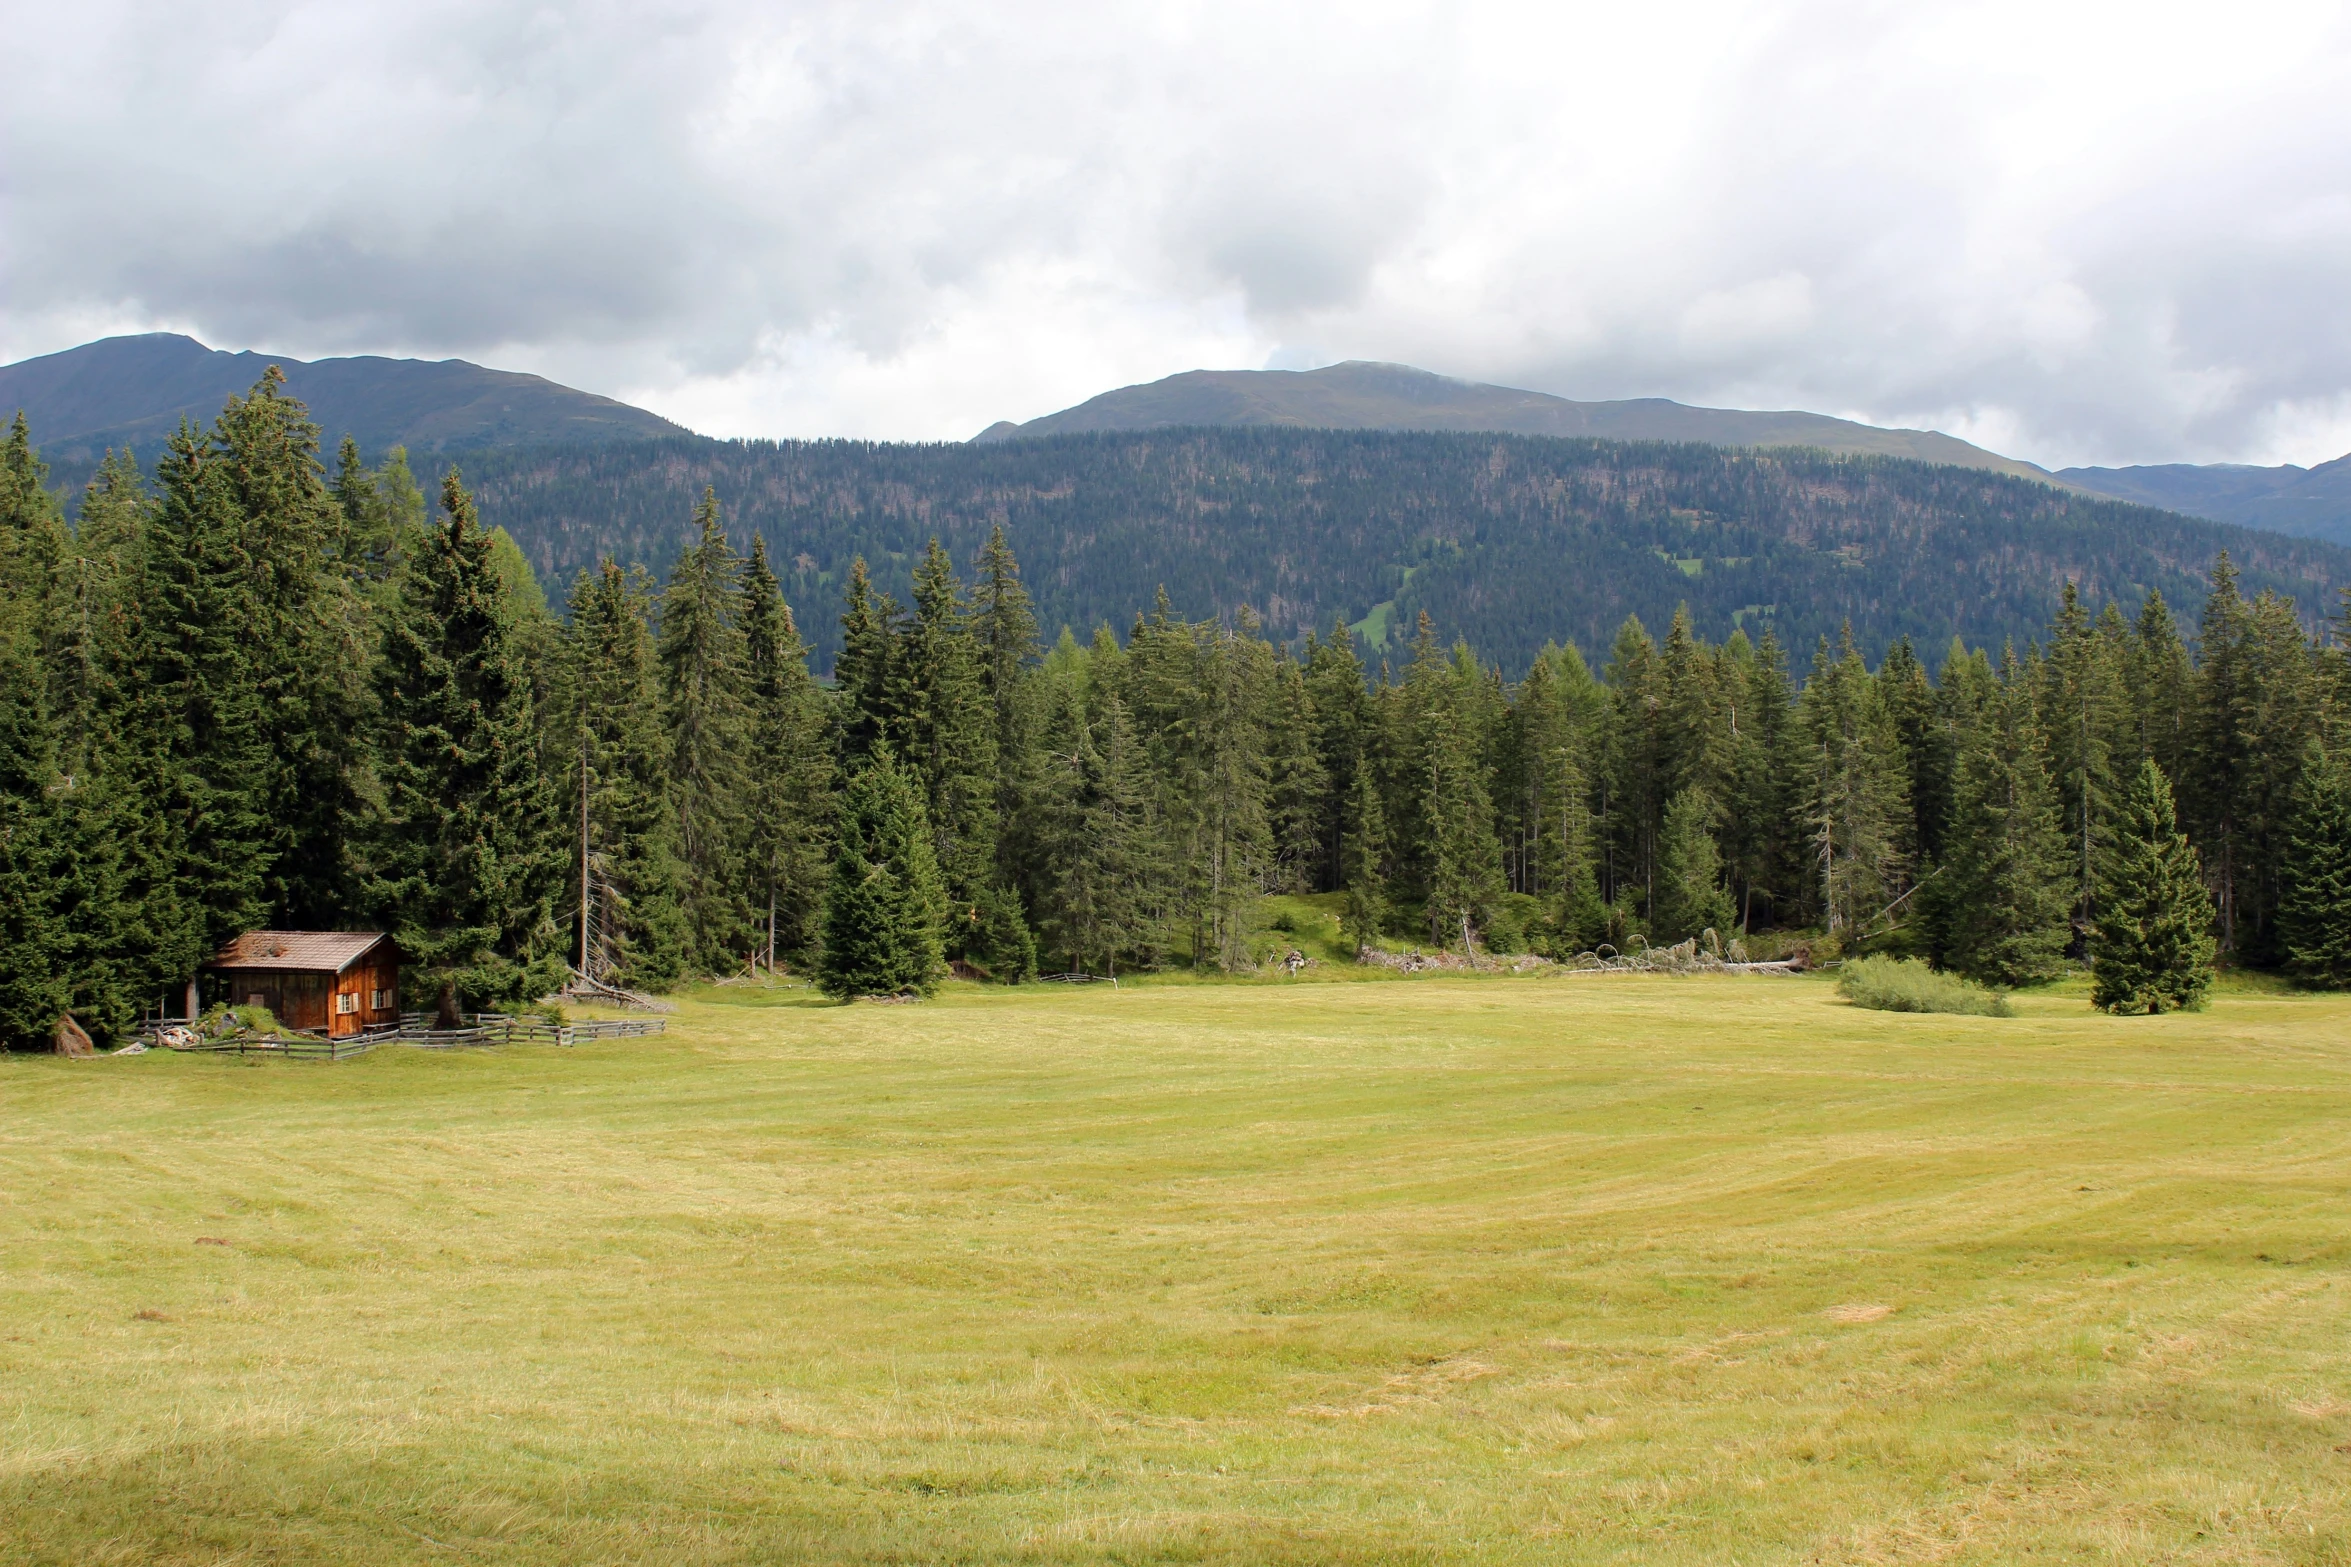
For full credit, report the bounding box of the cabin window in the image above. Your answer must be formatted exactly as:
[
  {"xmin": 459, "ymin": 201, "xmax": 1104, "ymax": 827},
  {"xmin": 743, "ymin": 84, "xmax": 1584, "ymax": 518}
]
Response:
[
  {"xmin": 336, "ymin": 993, "xmax": 358, "ymax": 1015},
  {"xmin": 247, "ymin": 993, "xmax": 265, "ymax": 1008}
]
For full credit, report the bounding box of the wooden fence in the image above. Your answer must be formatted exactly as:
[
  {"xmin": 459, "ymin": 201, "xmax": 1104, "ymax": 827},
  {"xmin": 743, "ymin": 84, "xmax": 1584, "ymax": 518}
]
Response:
[{"xmin": 149, "ymin": 1013, "xmax": 666, "ymax": 1062}]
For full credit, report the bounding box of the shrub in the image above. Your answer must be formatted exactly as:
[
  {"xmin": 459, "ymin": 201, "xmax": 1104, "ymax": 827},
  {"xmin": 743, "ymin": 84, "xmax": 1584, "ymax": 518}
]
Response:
[{"xmin": 1837, "ymin": 955, "xmax": 2014, "ymax": 1018}]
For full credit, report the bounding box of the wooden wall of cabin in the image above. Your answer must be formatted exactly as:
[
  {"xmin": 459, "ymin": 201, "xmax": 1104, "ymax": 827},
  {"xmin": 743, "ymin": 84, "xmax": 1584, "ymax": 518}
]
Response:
[
  {"xmin": 331, "ymin": 958, "xmax": 400, "ymax": 1036},
  {"xmin": 226, "ymin": 972, "xmax": 333, "ymax": 1032}
]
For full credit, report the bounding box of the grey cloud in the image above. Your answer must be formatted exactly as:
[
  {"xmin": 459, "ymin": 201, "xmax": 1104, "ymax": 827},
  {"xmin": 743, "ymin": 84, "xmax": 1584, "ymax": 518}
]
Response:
[{"xmin": 9, "ymin": 0, "xmax": 2351, "ymax": 465}]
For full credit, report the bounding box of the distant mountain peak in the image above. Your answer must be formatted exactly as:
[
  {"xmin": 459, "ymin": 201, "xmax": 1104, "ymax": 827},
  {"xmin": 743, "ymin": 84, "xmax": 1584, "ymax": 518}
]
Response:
[
  {"xmin": 975, "ymin": 360, "xmax": 2050, "ymax": 482},
  {"xmin": 0, "ymin": 332, "xmax": 689, "ymax": 467}
]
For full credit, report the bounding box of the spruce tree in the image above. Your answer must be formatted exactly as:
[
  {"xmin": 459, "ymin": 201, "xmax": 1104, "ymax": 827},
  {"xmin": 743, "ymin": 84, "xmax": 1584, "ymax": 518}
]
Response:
[
  {"xmin": 1421, "ymin": 688, "xmax": 1505, "ymax": 950},
  {"xmin": 2090, "ymin": 760, "xmax": 2216, "ymax": 1014},
  {"xmin": 1339, "ymin": 762, "xmax": 1389, "ymax": 955},
  {"xmin": 211, "ymin": 369, "xmax": 366, "ymax": 928},
  {"xmin": 563, "ymin": 561, "xmax": 693, "ymax": 990},
  {"xmin": 1545, "ymin": 754, "xmax": 1609, "ymax": 951},
  {"xmin": 1304, "ymin": 616, "xmax": 1372, "ymax": 890},
  {"xmin": 1940, "ymin": 654, "xmax": 2074, "ymax": 986},
  {"xmin": 740, "ymin": 537, "xmax": 833, "ymax": 970},
  {"xmin": 819, "ymin": 749, "xmax": 948, "ymax": 998},
  {"xmin": 1044, "ymin": 690, "xmax": 1153, "ymax": 974},
  {"xmin": 1799, "ymin": 628, "xmax": 1909, "ymax": 938},
  {"xmin": 2277, "ymin": 741, "xmax": 2351, "ymax": 988},
  {"xmin": 1266, "ymin": 656, "xmax": 1329, "ymax": 892},
  {"xmin": 1652, "ymin": 788, "xmax": 1734, "ymax": 943},
  {"xmin": 894, "ymin": 539, "xmax": 1027, "ymax": 974},
  {"xmin": 658, "ymin": 488, "xmax": 752, "ymax": 969},
  {"xmin": 0, "ymin": 588, "xmax": 67, "ymax": 1048},
  {"xmin": 368, "ymin": 471, "xmax": 562, "ymax": 1024},
  {"xmin": 834, "ymin": 556, "xmax": 897, "ymax": 758},
  {"xmin": 119, "ymin": 423, "xmax": 273, "ymax": 992}
]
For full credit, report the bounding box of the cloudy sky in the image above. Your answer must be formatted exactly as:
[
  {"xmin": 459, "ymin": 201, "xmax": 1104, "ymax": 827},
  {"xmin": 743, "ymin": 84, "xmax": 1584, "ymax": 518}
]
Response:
[{"xmin": 8, "ymin": 0, "xmax": 2351, "ymax": 468}]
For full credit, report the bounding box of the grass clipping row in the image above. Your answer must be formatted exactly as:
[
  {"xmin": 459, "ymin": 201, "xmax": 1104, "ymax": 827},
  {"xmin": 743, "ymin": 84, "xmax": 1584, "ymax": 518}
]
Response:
[{"xmin": 1837, "ymin": 954, "xmax": 2014, "ymax": 1017}]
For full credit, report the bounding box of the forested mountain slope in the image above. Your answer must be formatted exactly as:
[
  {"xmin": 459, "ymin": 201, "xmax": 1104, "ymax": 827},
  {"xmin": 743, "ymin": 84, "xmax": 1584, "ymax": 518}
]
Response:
[
  {"xmin": 451, "ymin": 426, "xmax": 2349, "ymax": 675},
  {"xmin": 0, "ymin": 333, "xmax": 686, "ymax": 469},
  {"xmin": 974, "ymin": 360, "xmax": 2049, "ymax": 481},
  {"xmin": 2061, "ymin": 454, "xmax": 2351, "ymax": 548}
]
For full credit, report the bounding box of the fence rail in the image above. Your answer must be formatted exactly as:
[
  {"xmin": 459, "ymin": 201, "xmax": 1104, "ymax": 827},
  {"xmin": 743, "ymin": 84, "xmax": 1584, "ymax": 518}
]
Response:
[{"xmin": 147, "ymin": 1012, "xmax": 666, "ymax": 1062}]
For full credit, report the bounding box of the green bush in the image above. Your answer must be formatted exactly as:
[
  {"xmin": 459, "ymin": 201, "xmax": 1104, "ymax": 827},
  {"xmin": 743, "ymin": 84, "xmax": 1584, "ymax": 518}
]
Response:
[{"xmin": 1837, "ymin": 955, "xmax": 2014, "ymax": 1018}]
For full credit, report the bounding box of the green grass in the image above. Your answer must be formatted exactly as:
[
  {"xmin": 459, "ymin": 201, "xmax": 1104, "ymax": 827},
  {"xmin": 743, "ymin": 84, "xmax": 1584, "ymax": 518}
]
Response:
[
  {"xmin": 1837, "ymin": 954, "xmax": 2015, "ymax": 1017},
  {"xmin": 7, "ymin": 974, "xmax": 2351, "ymax": 1564}
]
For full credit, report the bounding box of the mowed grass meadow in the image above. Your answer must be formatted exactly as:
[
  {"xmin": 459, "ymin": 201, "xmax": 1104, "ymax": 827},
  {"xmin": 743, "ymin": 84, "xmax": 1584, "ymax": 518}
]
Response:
[{"xmin": 6, "ymin": 972, "xmax": 2351, "ymax": 1565}]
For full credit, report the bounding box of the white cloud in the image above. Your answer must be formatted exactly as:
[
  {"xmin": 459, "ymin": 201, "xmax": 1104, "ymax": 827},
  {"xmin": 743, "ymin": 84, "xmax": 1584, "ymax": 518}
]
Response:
[{"xmin": 7, "ymin": 0, "xmax": 2351, "ymax": 466}]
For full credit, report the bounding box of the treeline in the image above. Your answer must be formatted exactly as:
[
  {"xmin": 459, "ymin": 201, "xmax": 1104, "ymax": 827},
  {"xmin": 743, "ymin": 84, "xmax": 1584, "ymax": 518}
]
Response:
[
  {"xmin": 6, "ymin": 378, "xmax": 2351, "ymax": 1048},
  {"xmin": 441, "ymin": 425, "xmax": 2349, "ymax": 675}
]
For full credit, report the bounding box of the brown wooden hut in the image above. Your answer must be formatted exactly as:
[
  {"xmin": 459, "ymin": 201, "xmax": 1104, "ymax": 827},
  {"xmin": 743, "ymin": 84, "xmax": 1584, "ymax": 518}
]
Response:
[{"xmin": 204, "ymin": 932, "xmax": 401, "ymax": 1038}]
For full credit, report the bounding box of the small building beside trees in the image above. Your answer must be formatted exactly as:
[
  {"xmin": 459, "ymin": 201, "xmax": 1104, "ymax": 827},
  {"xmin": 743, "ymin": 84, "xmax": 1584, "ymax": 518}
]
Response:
[{"xmin": 203, "ymin": 932, "xmax": 402, "ymax": 1037}]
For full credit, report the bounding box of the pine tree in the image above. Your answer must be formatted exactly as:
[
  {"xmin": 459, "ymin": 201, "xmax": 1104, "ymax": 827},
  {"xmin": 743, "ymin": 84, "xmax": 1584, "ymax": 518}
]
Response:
[
  {"xmin": 119, "ymin": 422, "xmax": 273, "ymax": 993},
  {"xmin": 1339, "ymin": 762, "xmax": 1389, "ymax": 955},
  {"xmin": 2183, "ymin": 554, "xmax": 2255, "ymax": 953},
  {"xmin": 563, "ymin": 561, "xmax": 693, "ymax": 990},
  {"xmin": 1651, "ymin": 788, "xmax": 1734, "ymax": 944},
  {"xmin": 819, "ymin": 749, "xmax": 948, "ymax": 998},
  {"xmin": 1265, "ymin": 656, "xmax": 1329, "ymax": 892},
  {"xmin": 0, "ymin": 585, "xmax": 68, "ymax": 1048},
  {"xmin": 1420, "ymin": 687, "xmax": 1506, "ymax": 950},
  {"xmin": 2090, "ymin": 760, "xmax": 2216, "ymax": 1014},
  {"xmin": 658, "ymin": 488, "xmax": 752, "ymax": 969},
  {"xmin": 2277, "ymin": 741, "xmax": 2351, "ymax": 989},
  {"xmin": 368, "ymin": 472, "xmax": 562, "ymax": 1024},
  {"xmin": 1043, "ymin": 689, "xmax": 1153, "ymax": 974},
  {"xmin": 1940, "ymin": 653, "xmax": 2074, "ymax": 986},
  {"xmin": 834, "ymin": 556, "xmax": 897, "ymax": 758},
  {"xmin": 740, "ymin": 537, "xmax": 833, "ymax": 971},
  {"xmin": 1304, "ymin": 616, "xmax": 1371, "ymax": 891},
  {"xmin": 212, "ymin": 369, "xmax": 367, "ymax": 928},
  {"xmin": 1799, "ymin": 628, "xmax": 1909, "ymax": 938},
  {"xmin": 1543, "ymin": 754, "xmax": 1608, "ymax": 952}
]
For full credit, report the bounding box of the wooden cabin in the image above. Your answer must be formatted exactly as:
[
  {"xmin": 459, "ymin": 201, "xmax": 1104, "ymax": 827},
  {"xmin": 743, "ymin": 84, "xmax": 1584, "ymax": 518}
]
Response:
[{"xmin": 204, "ymin": 932, "xmax": 401, "ymax": 1038}]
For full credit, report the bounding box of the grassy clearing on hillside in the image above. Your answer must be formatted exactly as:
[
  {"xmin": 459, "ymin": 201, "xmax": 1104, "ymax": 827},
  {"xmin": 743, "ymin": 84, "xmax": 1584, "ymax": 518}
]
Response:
[{"xmin": 5, "ymin": 974, "xmax": 2351, "ymax": 1564}]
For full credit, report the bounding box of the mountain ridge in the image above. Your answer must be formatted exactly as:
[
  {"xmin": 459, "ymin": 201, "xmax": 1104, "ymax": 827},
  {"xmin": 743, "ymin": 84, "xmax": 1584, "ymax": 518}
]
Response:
[
  {"xmin": 2060, "ymin": 456, "xmax": 2351, "ymax": 549},
  {"xmin": 0, "ymin": 332, "xmax": 688, "ymax": 467},
  {"xmin": 975, "ymin": 360, "xmax": 2055, "ymax": 482}
]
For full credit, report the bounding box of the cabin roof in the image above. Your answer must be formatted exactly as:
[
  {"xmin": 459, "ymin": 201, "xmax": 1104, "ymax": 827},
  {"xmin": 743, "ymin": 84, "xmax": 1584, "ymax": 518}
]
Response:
[{"xmin": 205, "ymin": 930, "xmax": 395, "ymax": 975}]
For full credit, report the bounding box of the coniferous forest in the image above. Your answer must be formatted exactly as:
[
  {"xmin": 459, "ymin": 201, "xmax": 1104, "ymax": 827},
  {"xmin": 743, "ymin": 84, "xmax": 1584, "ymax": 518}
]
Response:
[{"xmin": 6, "ymin": 375, "xmax": 2351, "ymax": 1046}]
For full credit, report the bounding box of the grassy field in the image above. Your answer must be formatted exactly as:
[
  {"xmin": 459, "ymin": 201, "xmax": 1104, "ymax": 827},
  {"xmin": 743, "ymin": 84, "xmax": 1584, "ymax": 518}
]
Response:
[{"xmin": 5, "ymin": 970, "xmax": 2351, "ymax": 1564}]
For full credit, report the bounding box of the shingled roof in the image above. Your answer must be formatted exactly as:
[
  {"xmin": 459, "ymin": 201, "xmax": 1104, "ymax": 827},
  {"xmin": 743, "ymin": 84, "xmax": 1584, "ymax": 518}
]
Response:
[{"xmin": 205, "ymin": 931, "xmax": 393, "ymax": 974}]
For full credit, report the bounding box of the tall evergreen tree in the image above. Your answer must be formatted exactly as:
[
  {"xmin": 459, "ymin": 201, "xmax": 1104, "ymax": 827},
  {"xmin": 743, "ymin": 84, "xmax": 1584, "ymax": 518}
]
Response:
[
  {"xmin": 895, "ymin": 538, "xmax": 1029, "ymax": 977},
  {"xmin": 1042, "ymin": 689, "xmax": 1154, "ymax": 974},
  {"xmin": 2277, "ymin": 741, "xmax": 2351, "ymax": 989},
  {"xmin": 2090, "ymin": 760, "xmax": 2216, "ymax": 1014},
  {"xmin": 1940, "ymin": 653, "xmax": 2074, "ymax": 986},
  {"xmin": 1651, "ymin": 787, "xmax": 1734, "ymax": 943},
  {"xmin": 564, "ymin": 561, "xmax": 693, "ymax": 990},
  {"xmin": 740, "ymin": 536, "xmax": 833, "ymax": 970},
  {"xmin": 1339, "ymin": 761, "xmax": 1389, "ymax": 954},
  {"xmin": 819, "ymin": 749, "xmax": 948, "ymax": 998},
  {"xmin": 119, "ymin": 423, "xmax": 273, "ymax": 994},
  {"xmin": 212, "ymin": 369, "xmax": 367, "ymax": 928},
  {"xmin": 0, "ymin": 585, "xmax": 67, "ymax": 1047},
  {"xmin": 1304, "ymin": 616, "xmax": 1372, "ymax": 890},
  {"xmin": 1265, "ymin": 656, "xmax": 1329, "ymax": 892},
  {"xmin": 1799, "ymin": 628, "xmax": 1909, "ymax": 938},
  {"xmin": 1541, "ymin": 754, "xmax": 1609, "ymax": 952},
  {"xmin": 658, "ymin": 487, "xmax": 752, "ymax": 969},
  {"xmin": 368, "ymin": 472, "xmax": 563, "ymax": 1024},
  {"xmin": 1420, "ymin": 686, "xmax": 1506, "ymax": 949}
]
